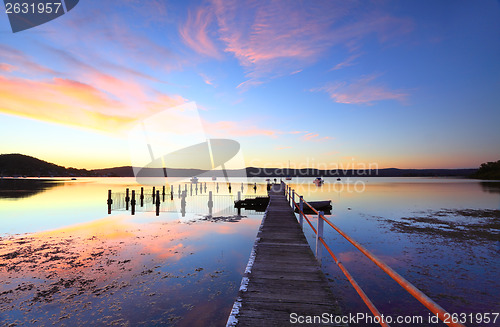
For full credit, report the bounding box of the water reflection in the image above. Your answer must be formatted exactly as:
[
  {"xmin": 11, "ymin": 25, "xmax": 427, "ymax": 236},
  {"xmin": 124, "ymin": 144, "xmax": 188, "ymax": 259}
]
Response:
[
  {"xmin": 0, "ymin": 212, "xmax": 261, "ymax": 326},
  {"xmin": 480, "ymin": 181, "xmax": 500, "ymax": 194},
  {"xmin": 0, "ymin": 178, "xmax": 61, "ymax": 199},
  {"xmin": 291, "ymin": 177, "xmax": 499, "ymax": 326},
  {"xmin": 1, "ymin": 177, "xmax": 499, "ymax": 326}
]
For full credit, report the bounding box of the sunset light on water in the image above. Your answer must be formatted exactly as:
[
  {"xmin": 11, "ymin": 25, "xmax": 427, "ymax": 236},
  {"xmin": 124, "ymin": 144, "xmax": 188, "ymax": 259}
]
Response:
[{"xmin": 1, "ymin": 1, "xmax": 499, "ymax": 326}]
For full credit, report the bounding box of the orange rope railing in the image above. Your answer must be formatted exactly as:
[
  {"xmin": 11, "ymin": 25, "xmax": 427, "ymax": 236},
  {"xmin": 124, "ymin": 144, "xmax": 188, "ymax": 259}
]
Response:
[{"xmin": 284, "ymin": 182, "xmax": 465, "ymax": 327}]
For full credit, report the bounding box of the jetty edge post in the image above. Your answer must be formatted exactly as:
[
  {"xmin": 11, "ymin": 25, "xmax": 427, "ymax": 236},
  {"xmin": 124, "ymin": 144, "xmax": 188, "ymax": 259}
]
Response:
[
  {"xmin": 131, "ymin": 190, "xmax": 136, "ymax": 215},
  {"xmin": 107, "ymin": 190, "xmax": 112, "ymax": 214},
  {"xmin": 140, "ymin": 187, "xmax": 144, "ymax": 207},
  {"xmin": 316, "ymin": 211, "xmax": 324, "ymax": 261},
  {"xmin": 125, "ymin": 188, "xmax": 130, "ymax": 211},
  {"xmin": 171, "ymin": 185, "xmax": 174, "ymax": 200},
  {"xmin": 152, "ymin": 187, "xmax": 156, "ymax": 204},
  {"xmin": 292, "ymin": 190, "xmax": 295, "ymax": 208},
  {"xmin": 155, "ymin": 190, "xmax": 160, "ymax": 216},
  {"xmin": 299, "ymin": 196, "xmax": 304, "ymax": 228},
  {"xmin": 237, "ymin": 191, "xmax": 241, "ymax": 202},
  {"xmin": 162, "ymin": 185, "xmax": 165, "ymax": 202}
]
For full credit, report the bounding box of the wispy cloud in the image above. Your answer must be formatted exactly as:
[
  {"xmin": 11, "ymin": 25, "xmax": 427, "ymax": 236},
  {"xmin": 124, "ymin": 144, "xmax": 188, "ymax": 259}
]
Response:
[
  {"xmin": 179, "ymin": 7, "xmax": 221, "ymax": 58},
  {"xmin": 331, "ymin": 53, "xmax": 362, "ymax": 71},
  {"xmin": 212, "ymin": 0, "xmax": 339, "ymax": 88},
  {"xmin": 0, "ymin": 58, "xmax": 186, "ymax": 132},
  {"xmin": 300, "ymin": 133, "xmax": 333, "ymax": 142},
  {"xmin": 199, "ymin": 73, "xmax": 216, "ymax": 87},
  {"xmin": 0, "ymin": 75, "xmax": 130, "ymax": 130},
  {"xmin": 44, "ymin": 6, "xmax": 180, "ymax": 72},
  {"xmin": 313, "ymin": 74, "xmax": 409, "ymax": 105},
  {"xmin": 208, "ymin": 0, "xmax": 414, "ymax": 89},
  {"xmin": 0, "ymin": 45, "xmax": 57, "ymax": 75},
  {"xmin": 0, "ymin": 63, "xmax": 15, "ymax": 72},
  {"xmin": 276, "ymin": 146, "xmax": 292, "ymax": 150}
]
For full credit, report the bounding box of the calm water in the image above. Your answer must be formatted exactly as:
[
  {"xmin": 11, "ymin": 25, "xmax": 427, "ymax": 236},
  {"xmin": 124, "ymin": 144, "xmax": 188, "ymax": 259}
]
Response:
[
  {"xmin": 0, "ymin": 177, "xmax": 499, "ymax": 326},
  {"xmin": 288, "ymin": 177, "xmax": 499, "ymax": 327}
]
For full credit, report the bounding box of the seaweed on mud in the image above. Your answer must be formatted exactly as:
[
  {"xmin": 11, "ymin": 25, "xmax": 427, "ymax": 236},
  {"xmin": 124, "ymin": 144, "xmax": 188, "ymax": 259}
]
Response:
[{"xmin": 383, "ymin": 209, "xmax": 500, "ymax": 242}]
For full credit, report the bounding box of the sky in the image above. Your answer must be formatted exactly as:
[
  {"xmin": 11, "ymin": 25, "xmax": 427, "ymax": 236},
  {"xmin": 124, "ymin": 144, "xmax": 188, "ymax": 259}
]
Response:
[{"xmin": 0, "ymin": 0, "xmax": 499, "ymax": 170}]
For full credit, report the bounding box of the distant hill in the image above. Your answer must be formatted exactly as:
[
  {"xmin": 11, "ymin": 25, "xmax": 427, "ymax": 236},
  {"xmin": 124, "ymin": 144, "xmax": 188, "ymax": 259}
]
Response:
[
  {"xmin": 0, "ymin": 153, "xmax": 478, "ymax": 178},
  {"xmin": 84, "ymin": 165, "xmax": 479, "ymax": 178},
  {"xmin": 0, "ymin": 154, "xmax": 96, "ymax": 177}
]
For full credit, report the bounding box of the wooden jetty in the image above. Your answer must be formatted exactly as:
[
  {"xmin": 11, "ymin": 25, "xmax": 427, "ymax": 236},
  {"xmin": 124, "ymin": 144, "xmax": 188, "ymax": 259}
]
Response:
[{"xmin": 227, "ymin": 183, "xmax": 345, "ymax": 326}]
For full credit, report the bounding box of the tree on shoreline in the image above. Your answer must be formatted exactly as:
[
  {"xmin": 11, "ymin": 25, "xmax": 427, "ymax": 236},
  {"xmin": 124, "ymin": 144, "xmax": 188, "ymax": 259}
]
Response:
[{"xmin": 471, "ymin": 160, "xmax": 500, "ymax": 180}]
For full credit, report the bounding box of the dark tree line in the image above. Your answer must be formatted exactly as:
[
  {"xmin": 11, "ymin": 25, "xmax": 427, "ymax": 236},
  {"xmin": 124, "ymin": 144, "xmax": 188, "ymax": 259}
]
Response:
[{"xmin": 471, "ymin": 160, "xmax": 500, "ymax": 180}]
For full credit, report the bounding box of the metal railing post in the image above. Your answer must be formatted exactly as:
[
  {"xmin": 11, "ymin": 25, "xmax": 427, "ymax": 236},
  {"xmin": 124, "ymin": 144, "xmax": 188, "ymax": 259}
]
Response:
[
  {"xmin": 292, "ymin": 190, "xmax": 295, "ymax": 208},
  {"xmin": 299, "ymin": 196, "xmax": 304, "ymax": 228},
  {"xmin": 316, "ymin": 211, "xmax": 324, "ymax": 261}
]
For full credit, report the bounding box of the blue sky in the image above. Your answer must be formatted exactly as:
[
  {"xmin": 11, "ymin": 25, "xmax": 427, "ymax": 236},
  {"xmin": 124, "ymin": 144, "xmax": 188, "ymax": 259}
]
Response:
[{"xmin": 0, "ymin": 0, "xmax": 499, "ymax": 169}]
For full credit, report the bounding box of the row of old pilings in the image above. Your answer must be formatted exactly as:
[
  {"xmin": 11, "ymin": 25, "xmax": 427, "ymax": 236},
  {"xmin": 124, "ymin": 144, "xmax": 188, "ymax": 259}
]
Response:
[{"xmin": 107, "ymin": 182, "xmax": 259, "ymax": 216}]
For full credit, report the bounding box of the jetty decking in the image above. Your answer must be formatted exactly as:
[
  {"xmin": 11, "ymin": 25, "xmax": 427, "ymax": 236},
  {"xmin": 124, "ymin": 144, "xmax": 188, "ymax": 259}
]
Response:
[{"xmin": 227, "ymin": 184, "xmax": 345, "ymax": 326}]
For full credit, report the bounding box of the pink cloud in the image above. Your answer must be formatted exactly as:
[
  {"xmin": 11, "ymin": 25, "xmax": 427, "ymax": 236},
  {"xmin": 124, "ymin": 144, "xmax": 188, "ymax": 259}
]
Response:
[
  {"xmin": 213, "ymin": 0, "xmax": 338, "ymax": 84},
  {"xmin": 315, "ymin": 74, "xmax": 409, "ymax": 105},
  {"xmin": 303, "ymin": 133, "xmax": 319, "ymax": 141},
  {"xmin": 179, "ymin": 7, "xmax": 221, "ymax": 58},
  {"xmin": 0, "ymin": 70, "xmax": 186, "ymax": 132},
  {"xmin": 301, "ymin": 133, "xmax": 333, "ymax": 142},
  {"xmin": 0, "ymin": 63, "xmax": 15, "ymax": 72},
  {"xmin": 209, "ymin": 0, "xmax": 414, "ymax": 88},
  {"xmin": 276, "ymin": 146, "xmax": 292, "ymax": 150},
  {"xmin": 199, "ymin": 73, "xmax": 216, "ymax": 86}
]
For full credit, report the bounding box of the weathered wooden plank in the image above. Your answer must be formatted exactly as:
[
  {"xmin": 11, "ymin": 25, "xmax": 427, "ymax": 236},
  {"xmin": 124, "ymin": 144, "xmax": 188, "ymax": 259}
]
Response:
[{"xmin": 227, "ymin": 183, "xmax": 346, "ymax": 327}]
